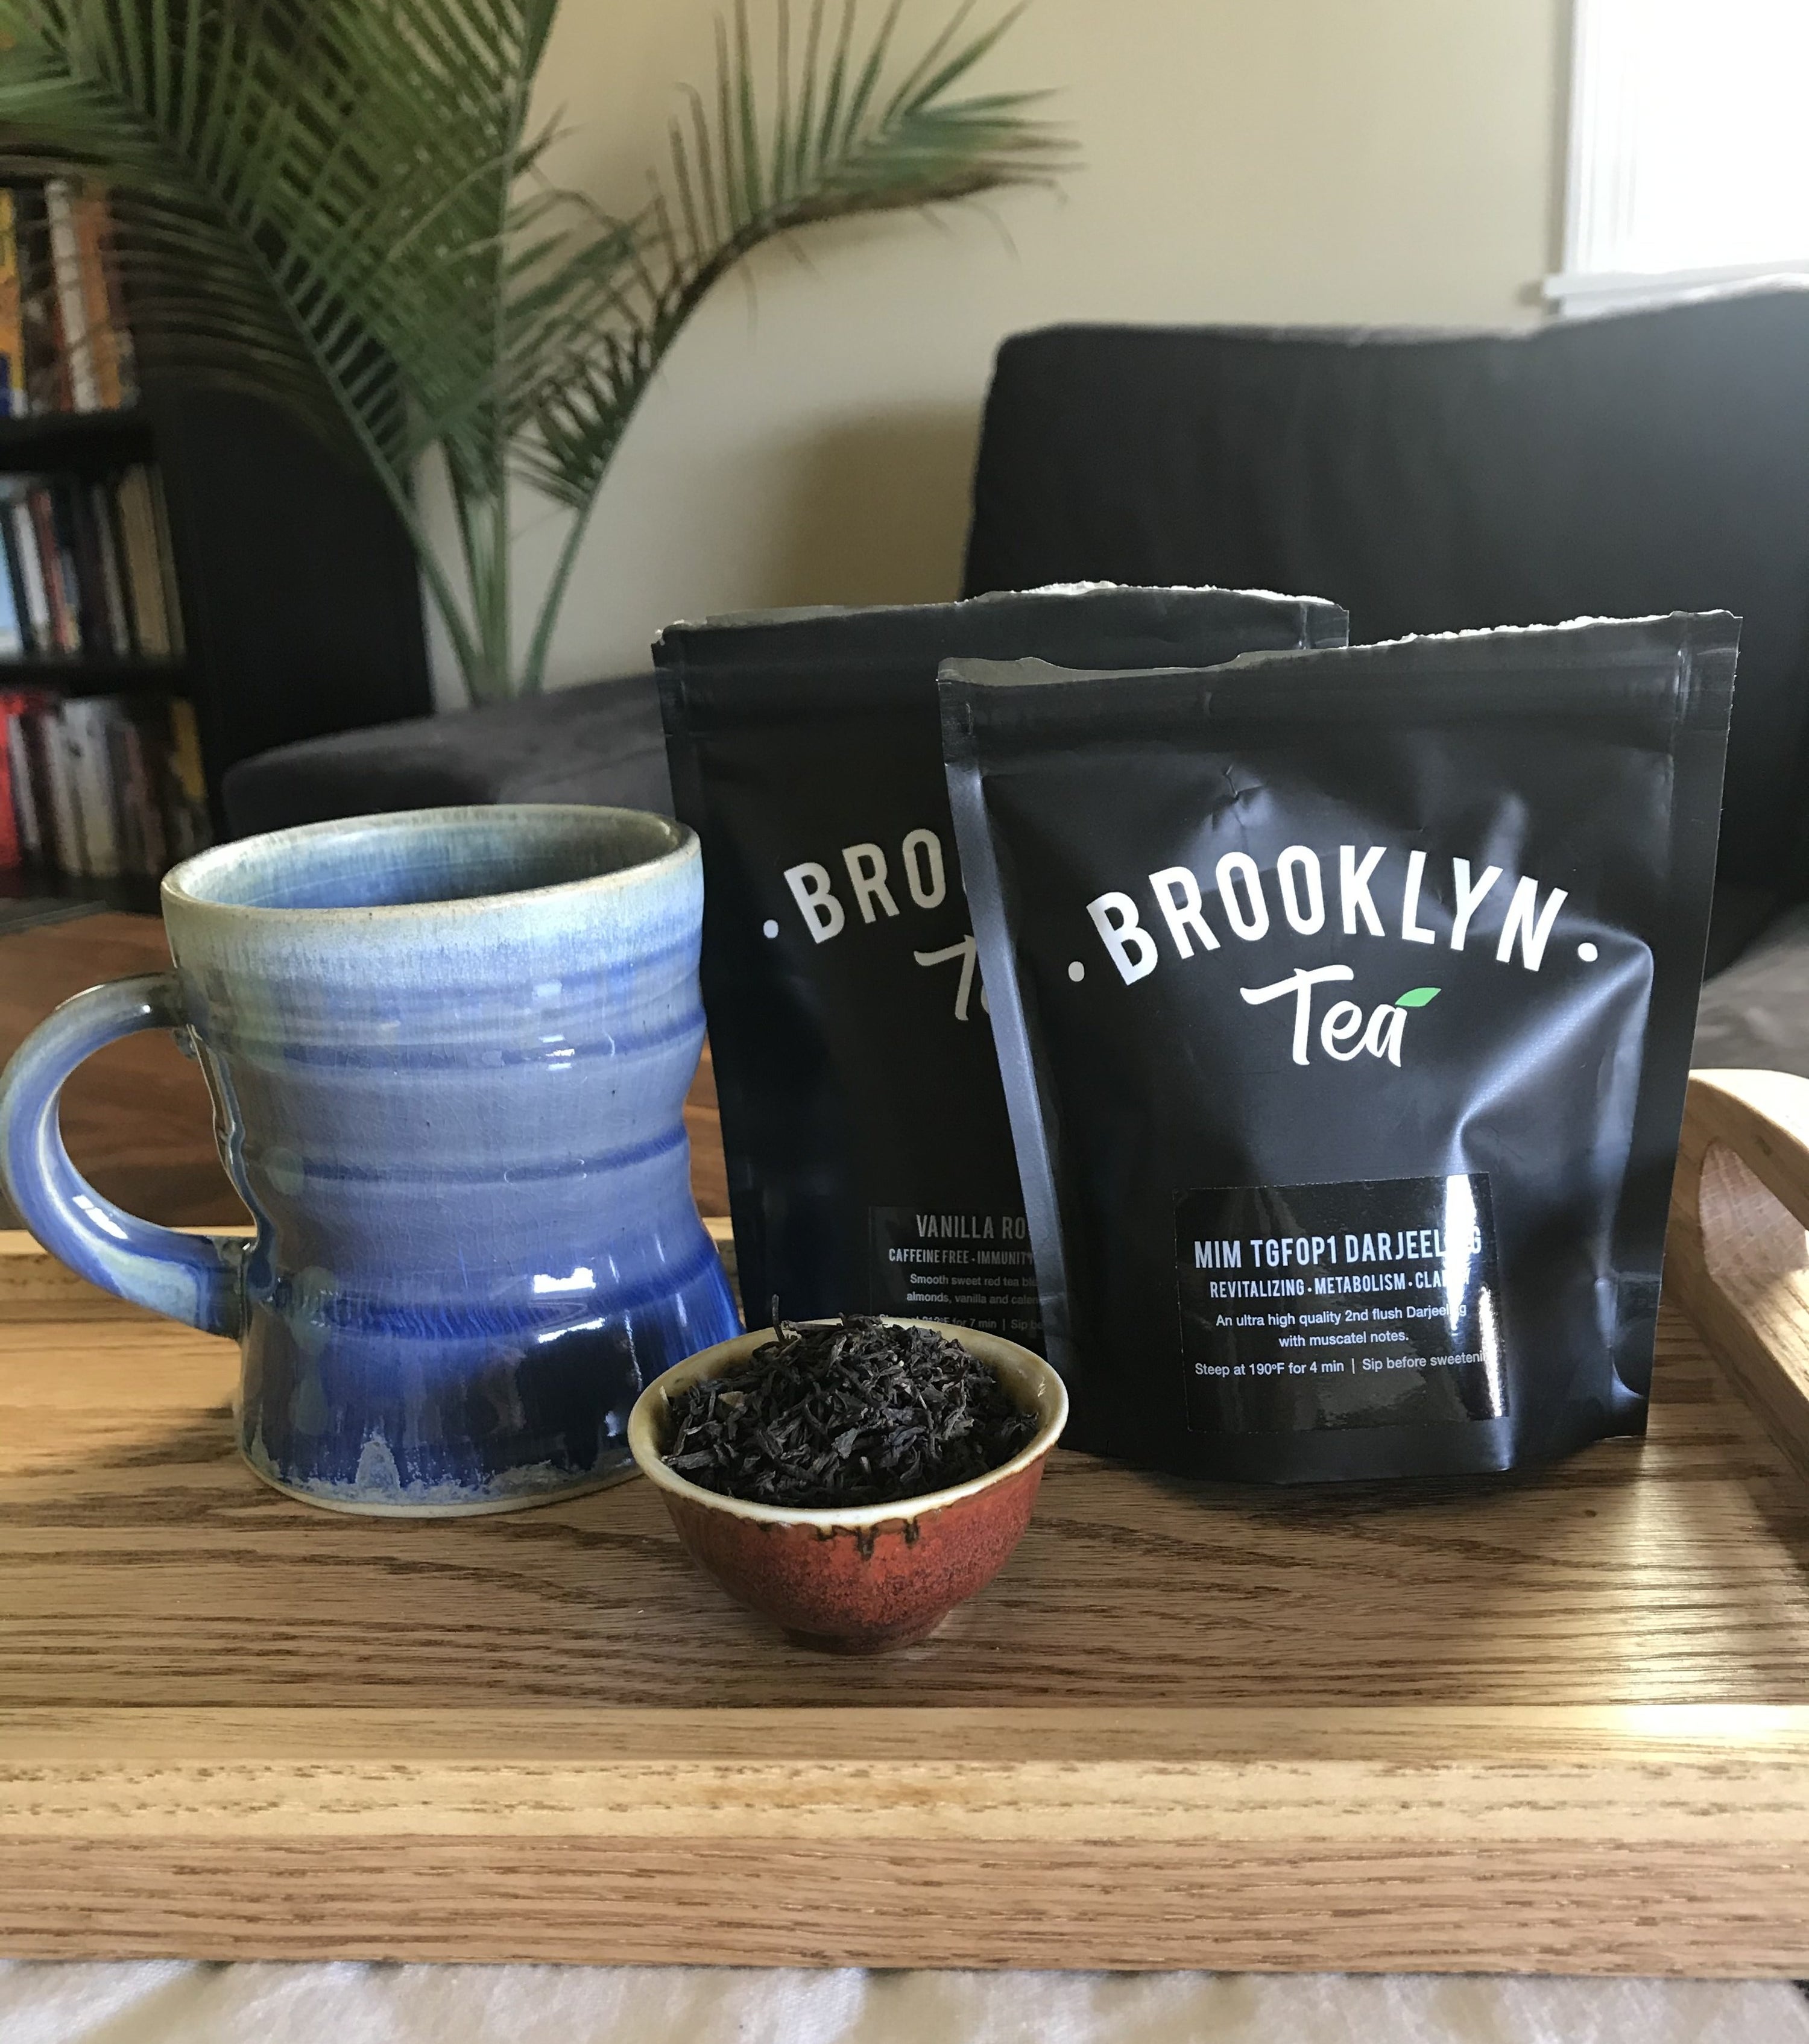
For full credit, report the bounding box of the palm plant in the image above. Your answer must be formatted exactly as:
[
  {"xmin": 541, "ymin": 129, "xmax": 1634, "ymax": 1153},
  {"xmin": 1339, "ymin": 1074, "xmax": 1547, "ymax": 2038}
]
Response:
[{"xmin": 0, "ymin": 0, "xmax": 1065, "ymax": 699}]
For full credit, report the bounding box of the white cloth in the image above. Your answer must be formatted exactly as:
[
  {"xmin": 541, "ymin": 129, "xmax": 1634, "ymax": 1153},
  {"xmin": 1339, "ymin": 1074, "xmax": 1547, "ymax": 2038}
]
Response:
[{"xmin": 1, "ymin": 1966, "xmax": 1805, "ymax": 2044}]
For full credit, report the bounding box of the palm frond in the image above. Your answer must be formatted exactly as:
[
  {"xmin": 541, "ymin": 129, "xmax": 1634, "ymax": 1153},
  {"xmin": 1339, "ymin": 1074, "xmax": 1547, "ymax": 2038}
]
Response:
[
  {"xmin": 0, "ymin": 1, "xmax": 554, "ymax": 467},
  {"xmin": 0, "ymin": 0, "xmax": 1063, "ymax": 695},
  {"xmin": 511, "ymin": 0, "xmax": 1069, "ymax": 511},
  {"xmin": 0, "ymin": 0, "xmax": 573, "ymax": 686}
]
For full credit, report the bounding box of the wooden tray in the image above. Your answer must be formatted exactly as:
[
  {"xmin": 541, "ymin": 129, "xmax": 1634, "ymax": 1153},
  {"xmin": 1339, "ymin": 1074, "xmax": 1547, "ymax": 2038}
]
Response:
[{"xmin": 8, "ymin": 1071, "xmax": 1809, "ymax": 1973}]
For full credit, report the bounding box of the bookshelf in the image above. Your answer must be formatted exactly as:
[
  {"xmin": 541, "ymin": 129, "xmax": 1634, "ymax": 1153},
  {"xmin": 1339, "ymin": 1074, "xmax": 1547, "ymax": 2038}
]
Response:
[
  {"xmin": 0, "ymin": 174, "xmax": 431, "ymax": 906},
  {"xmin": 0, "ymin": 408, "xmax": 154, "ymax": 456},
  {"xmin": 2, "ymin": 654, "xmax": 183, "ymax": 691},
  {"xmin": 0, "ymin": 380, "xmax": 432, "ymax": 906}
]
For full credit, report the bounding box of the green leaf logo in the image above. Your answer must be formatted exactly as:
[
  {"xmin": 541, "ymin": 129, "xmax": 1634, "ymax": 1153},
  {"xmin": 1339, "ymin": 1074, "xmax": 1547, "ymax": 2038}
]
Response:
[{"xmin": 1395, "ymin": 986, "xmax": 1441, "ymax": 1008}]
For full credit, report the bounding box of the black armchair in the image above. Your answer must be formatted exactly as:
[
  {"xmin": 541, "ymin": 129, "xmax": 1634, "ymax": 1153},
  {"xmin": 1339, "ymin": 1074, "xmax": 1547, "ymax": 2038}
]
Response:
[{"xmin": 962, "ymin": 289, "xmax": 1809, "ymax": 1069}]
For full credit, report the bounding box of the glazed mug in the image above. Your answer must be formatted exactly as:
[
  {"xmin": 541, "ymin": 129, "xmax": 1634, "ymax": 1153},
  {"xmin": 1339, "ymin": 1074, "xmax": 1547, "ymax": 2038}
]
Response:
[{"xmin": 0, "ymin": 804, "xmax": 740, "ymax": 1514}]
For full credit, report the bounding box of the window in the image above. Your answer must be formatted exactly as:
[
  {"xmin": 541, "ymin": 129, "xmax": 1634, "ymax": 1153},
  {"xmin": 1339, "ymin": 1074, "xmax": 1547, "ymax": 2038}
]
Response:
[{"xmin": 1550, "ymin": 0, "xmax": 1809, "ymax": 313}]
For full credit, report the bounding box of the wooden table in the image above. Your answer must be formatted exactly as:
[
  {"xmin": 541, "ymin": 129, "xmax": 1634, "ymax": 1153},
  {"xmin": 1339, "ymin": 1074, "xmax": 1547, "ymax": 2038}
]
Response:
[{"xmin": 5, "ymin": 1073, "xmax": 1809, "ymax": 1971}]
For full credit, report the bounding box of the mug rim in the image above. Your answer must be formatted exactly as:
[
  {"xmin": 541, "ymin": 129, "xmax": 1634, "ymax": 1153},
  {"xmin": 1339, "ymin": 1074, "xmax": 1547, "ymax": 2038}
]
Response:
[{"xmin": 162, "ymin": 803, "xmax": 695, "ymax": 919}]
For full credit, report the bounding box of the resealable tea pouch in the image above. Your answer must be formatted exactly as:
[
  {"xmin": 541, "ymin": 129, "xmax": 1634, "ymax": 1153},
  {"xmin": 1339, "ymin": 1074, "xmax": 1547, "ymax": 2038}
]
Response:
[
  {"xmin": 656, "ymin": 585, "xmax": 1348, "ymax": 1336},
  {"xmin": 942, "ymin": 614, "xmax": 1737, "ymax": 1482}
]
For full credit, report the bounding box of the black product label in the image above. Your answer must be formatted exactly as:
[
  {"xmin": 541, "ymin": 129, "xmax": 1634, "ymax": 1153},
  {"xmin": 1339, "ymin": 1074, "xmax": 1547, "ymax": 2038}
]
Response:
[
  {"xmin": 1175, "ymin": 1174, "xmax": 1506, "ymax": 1434},
  {"xmin": 869, "ymin": 1205, "xmax": 1043, "ymax": 1344}
]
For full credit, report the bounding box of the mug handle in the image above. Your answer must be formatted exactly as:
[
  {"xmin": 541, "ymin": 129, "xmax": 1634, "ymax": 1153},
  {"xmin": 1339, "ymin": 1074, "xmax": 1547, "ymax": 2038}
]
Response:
[{"xmin": 0, "ymin": 973, "xmax": 245, "ymax": 1338}]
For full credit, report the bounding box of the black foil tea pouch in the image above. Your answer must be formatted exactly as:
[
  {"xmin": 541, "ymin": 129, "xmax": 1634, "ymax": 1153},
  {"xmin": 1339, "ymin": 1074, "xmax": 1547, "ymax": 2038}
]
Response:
[
  {"xmin": 942, "ymin": 614, "xmax": 1737, "ymax": 1481},
  {"xmin": 657, "ymin": 586, "xmax": 1348, "ymax": 1337}
]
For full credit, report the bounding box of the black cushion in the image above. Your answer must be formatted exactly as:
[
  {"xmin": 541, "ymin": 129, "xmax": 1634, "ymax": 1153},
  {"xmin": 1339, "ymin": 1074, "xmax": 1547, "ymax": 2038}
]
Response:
[
  {"xmin": 222, "ymin": 672, "xmax": 671, "ymax": 837},
  {"xmin": 963, "ymin": 292, "xmax": 1809, "ymax": 894}
]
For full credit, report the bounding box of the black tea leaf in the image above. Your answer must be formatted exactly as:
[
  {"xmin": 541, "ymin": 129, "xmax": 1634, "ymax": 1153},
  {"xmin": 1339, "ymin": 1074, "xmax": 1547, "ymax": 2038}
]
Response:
[{"xmin": 663, "ymin": 1318, "xmax": 1038, "ymax": 1509}]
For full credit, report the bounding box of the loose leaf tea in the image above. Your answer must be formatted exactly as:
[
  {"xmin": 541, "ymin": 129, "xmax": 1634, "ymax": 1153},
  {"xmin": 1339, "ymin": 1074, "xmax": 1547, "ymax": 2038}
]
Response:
[
  {"xmin": 663, "ymin": 1318, "xmax": 1039, "ymax": 1509},
  {"xmin": 942, "ymin": 614, "xmax": 1737, "ymax": 1484},
  {"xmin": 655, "ymin": 587, "xmax": 1346, "ymax": 1342}
]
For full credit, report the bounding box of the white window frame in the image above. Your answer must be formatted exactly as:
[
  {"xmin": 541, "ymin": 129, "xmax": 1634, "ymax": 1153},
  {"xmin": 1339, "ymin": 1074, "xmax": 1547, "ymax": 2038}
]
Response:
[{"xmin": 1545, "ymin": 0, "xmax": 1809, "ymax": 315}]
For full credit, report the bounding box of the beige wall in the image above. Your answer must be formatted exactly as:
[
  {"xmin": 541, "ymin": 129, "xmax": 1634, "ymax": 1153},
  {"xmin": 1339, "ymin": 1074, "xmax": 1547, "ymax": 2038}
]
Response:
[{"xmin": 432, "ymin": 0, "xmax": 1570, "ymax": 696}]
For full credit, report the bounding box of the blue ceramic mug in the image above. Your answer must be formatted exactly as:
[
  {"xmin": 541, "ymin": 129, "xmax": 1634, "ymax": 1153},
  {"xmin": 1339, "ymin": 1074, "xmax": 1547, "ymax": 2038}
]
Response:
[{"xmin": 0, "ymin": 804, "xmax": 740, "ymax": 1514}]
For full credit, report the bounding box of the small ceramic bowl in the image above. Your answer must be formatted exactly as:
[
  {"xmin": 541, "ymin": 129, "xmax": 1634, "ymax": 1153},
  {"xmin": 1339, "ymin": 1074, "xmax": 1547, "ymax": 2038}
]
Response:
[{"xmin": 628, "ymin": 1319, "xmax": 1068, "ymax": 1654}]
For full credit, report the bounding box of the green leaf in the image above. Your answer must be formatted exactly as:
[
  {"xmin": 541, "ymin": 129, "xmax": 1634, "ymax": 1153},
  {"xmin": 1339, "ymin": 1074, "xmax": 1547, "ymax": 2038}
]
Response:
[
  {"xmin": 1394, "ymin": 987, "xmax": 1442, "ymax": 1008},
  {"xmin": 0, "ymin": 0, "xmax": 1069, "ymax": 698},
  {"xmin": 513, "ymin": 0, "xmax": 1073, "ymax": 543}
]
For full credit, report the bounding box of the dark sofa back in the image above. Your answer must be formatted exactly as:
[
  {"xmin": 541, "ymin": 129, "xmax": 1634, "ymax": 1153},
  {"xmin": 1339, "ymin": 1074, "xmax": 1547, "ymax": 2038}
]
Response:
[{"xmin": 962, "ymin": 292, "xmax": 1809, "ymax": 892}]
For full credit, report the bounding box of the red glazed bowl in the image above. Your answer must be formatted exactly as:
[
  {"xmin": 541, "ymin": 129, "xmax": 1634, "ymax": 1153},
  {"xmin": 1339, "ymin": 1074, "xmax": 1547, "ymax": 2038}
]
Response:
[{"xmin": 627, "ymin": 1319, "xmax": 1067, "ymax": 1654}]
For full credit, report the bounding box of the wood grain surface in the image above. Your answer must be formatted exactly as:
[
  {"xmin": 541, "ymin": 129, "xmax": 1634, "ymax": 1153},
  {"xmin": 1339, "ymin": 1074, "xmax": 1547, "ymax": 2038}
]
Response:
[
  {"xmin": 8, "ymin": 1212, "xmax": 1809, "ymax": 1970},
  {"xmin": 1667, "ymin": 1068, "xmax": 1809, "ymax": 1487},
  {"xmin": 8, "ymin": 926, "xmax": 1809, "ymax": 1973}
]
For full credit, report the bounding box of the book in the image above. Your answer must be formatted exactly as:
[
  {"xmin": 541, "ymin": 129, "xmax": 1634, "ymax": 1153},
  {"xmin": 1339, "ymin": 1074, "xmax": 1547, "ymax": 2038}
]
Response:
[
  {"xmin": 0, "ymin": 685, "xmax": 52, "ymax": 869},
  {"xmin": 25, "ymin": 209, "xmax": 58, "ymax": 412},
  {"xmin": 15, "ymin": 703, "xmax": 53, "ymax": 868},
  {"xmin": 147, "ymin": 467, "xmax": 185, "ymax": 654},
  {"xmin": 0, "ymin": 538, "xmax": 21, "ymax": 658},
  {"xmin": 133, "ymin": 714, "xmax": 168, "ymax": 874},
  {"xmin": 0, "ymin": 687, "xmax": 200, "ymax": 882},
  {"xmin": 107, "ymin": 704, "xmax": 165, "ymax": 877},
  {"xmin": 0, "ymin": 182, "xmax": 139, "ymax": 419},
  {"xmin": 24, "ymin": 485, "xmax": 61, "ymax": 651},
  {"xmin": 104, "ymin": 707, "xmax": 141, "ymax": 874},
  {"xmin": 31, "ymin": 701, "xmax": 83, "ymax": 874},
  {"xmin": 10, "ymin": 186, "xmax": 64, "ymax": 414},
  {"xmin": 55, "ymin": 476, "xmax": 112, "ymax": 655},
  {"xmin": 5, "ymin": 698, "xmax": 42, "ymax": 863},
  {"xmin": 43, "ymin": 180, "xmax": 99, "ymax": 413},
  {"xmin": 0, "ymin": 488, "xmax": 36, "ymax": 655},
  {"xmin": 89, "ymin": 477, "xmax": 131, "ymax": 655},
  {"xmin": 0, "ymin": 189, "xmax": 25, "ymax": 418},
  {"xmin": 162, "ymin": 695, "xmax": 209, "ymax": 859},
  {"xmin": 28, "ymin": 482, "xmax": 78, "ymax": 652},
  {"xmin": 0, "ymin": 688, "xmax": 20, "ymax": 867},
  {"xmin": 0, "ymin": 462, "xmax": 183, "ymax": 668},
  {"xmin": 57, "ymin": 696, "xmax": 121, "ymax": 877},
  {"xmin": 71, "ymin": 189, "xmax": 123, "ymax": 411},
  {"xmin": 94, "ymin": 193, "xmax": 137, "ymax": 408},
  {"xmin": 6, "ymin": 487, "xmax": 51, "ymax": 655},
  {"xmin": 114, "ymin": 465, "xmax": 171, "ymax": 656}
]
